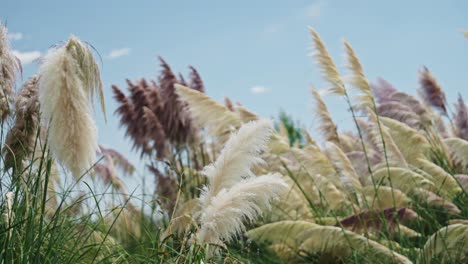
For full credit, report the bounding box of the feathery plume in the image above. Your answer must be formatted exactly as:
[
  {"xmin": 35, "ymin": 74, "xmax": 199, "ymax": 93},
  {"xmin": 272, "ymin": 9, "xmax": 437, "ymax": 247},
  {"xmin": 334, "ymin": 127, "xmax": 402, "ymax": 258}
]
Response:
[
  {"xmin": 420, "ymin": 224, "xmax": 468, "ymax": 263},
  {"xmin": 380, "ymin": 117, "xmax": 429, "ymax": 163},
  {"xmin": 175, "ymin": 84, "xmax": 241, "ymax": 138},
  {"xmin": 311, "ymin": 88, "xmax": 340, "ymax": 144},
  {"xmin": 298, "ymin": 226, "xmax": 412, "ymax": 264},
  {"xmin": 371, "ymin": 78, "xmax": 397, "ymax": 103},
  {"xmin": 411, "ymin": 188, "xmax": 461, "ymax": 215},
  {"xmin": 142, "ymin": 106, "xmax": 168, "ymax": 158},
  {"xmin": 148, "ymin": 164, "xmax": 178, "ymax": 214},
  {"xmin": 324, "ymin": 141, "xmax": 362, "ymax": 190},
  {"xmin": 188, "ymin": 66, "xmax": 205, "ymax": 93},
  {"xmin": 309, "ymin": 28, "xmax": 346, "ymax": 95},
  {"xmin": 0, "ymin": 23, "xmax": 21, "ymax": 121},
  {"xmin": 444, "ymin": 137, "xmax": 468, "ymax": 168},
  {"xmin": 158, "ymin": 57, "xmax": 193, "ymax": 144},
  {"xmin": 372, "ymin": 167, "xmax": 435, "ymax": 194},
  {"xmin": 246, "ymin": 220, "xmax": 317, "ymax": 250},
  {"xmin": 453, "ymin": 94, "xmax": 468, "ymax": 140},
  {"xmin": 196, "ymin": 174, "xmax": 288, "ymax": 246},
  {"xmin": 419, "ymin": 67, "xmax": 447, "ymax": 115},
  {"xmin": 99, "ymin": 145, "xmax": 135, "ymax": 175},
  {"xmin": 3, "ymin": 75, "xmax": 40, "ymax": 170},
  {"xmin": 112, "ymin": 85, "xmax": 137, "ymax": 137},
  {"xmin": 343, "ymin": 41, "xmax": 374, "ymax": 109},
  {"xmin": 236, "ymin": 104, "xmax": 259, "ymax": 123},
  {"xmin": 198, "ymin": 120, "xmax": 274, "ymax": 206},
  {"xmin": 224, "ymin": 97, "xmax": 234, "ymax": 111},
  {"xmin": 361, "ymin": 186, "xmax": 410, "ymax": 210},
  {"xmin": 38, "ymin": 36, "xmax": 105, "ymax": 177},
  {"xmin": 377, "ymin": 101, "xmax": 422, "ymax": 129},
  {"xmin": 454, "ymin": 174, "xmax": 468, "ymax": 192}
]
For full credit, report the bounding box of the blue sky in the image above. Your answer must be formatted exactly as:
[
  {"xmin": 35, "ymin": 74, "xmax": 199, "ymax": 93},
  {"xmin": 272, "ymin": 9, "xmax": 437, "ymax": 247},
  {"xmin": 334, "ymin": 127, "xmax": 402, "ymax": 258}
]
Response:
[{"xmin": 3, "ymin": 0, "xmax": 468, "ymax": 172}]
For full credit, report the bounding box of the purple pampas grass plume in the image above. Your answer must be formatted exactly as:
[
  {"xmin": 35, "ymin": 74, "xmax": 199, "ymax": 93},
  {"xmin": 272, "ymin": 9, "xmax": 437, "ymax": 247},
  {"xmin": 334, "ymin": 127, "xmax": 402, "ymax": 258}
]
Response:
[
  {"xmin": 371, "ymin": 78, "xmax": 397, "ymax": 103},
  {"xmin": 188, "ymin": 66, "xmax": 205, "ymax": 93},
  {"xmin": 3, "ymin": 75, "xmax": 40, "ymax": 170},
  {"xmin": 418, "ymin": 67, "xmax": 448, "ymax": 115},
  {"xmin": 158, "ymin": 57, "xmax": 193, "ymax": 145},
  {"xmin": 224, "ymin": 97, "xmax": 234, "ymax": 112},
  {"xmin": 142, "ymin": 106, "xmax": 167, "ymax": 159},
  {"xmin": 148, "ymin": 164, "xmax": 177, "ymax": 214},
  {"xmin": 453, "ymin": 94, "xmax": 468, "ymax": 140},
  {"xmin": 178, "ymin": 73, "xmax": 188, "ymax": 86},
  {"xmin": 112, "ymin": 85, "xmax": 138, "ymax": 142}
]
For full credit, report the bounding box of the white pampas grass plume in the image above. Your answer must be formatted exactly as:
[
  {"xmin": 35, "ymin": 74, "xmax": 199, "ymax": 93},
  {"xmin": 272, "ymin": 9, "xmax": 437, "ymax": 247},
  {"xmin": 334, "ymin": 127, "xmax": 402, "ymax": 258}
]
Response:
[
  {"xmin": 298, "ymin": 226, "xmax": 412, "ymax": 264},
  {"xmin": 196, "ymin": 173, "xmax": 288, "ymax": 246},
  {"xmin": 309, "ymin": 28, "xmax": 346, "ymax": 96},
  {"xmin": 343, "ymin": 41, "xmax": 375, "ymax": 110},
  {"xmin": 311, "ymin": 88, "xmax": 340, "ymax": 144},
  {"xmin": 246, "ymin": 220, "xmax": 317, "ymax": 249},
  {"xmin": 175, "ymin": 84, "xmax": 241, "ymax": 138},
  {"xmin": 444, "ymin": 137, "xmax": 468, "ymax": 168},
  {"xmin": 420, "ymin": 224, "xmax": 468, "ymax": 263},
  {"xmin": 0, "ymin": 23, "xmax": 22, "ymax": 121},
  {"xmin": 198, "ymin": 119, "xmax": 274, "ymax": 206},
  {"xmin": 38, "ymin": 36, "xmax": 105, "ymax": 177}
]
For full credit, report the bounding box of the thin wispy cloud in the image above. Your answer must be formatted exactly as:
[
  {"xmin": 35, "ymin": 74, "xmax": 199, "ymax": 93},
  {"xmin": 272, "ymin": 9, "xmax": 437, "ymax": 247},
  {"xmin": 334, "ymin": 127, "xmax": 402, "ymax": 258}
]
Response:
[
  {"xmin": 250, "ymin": 85, "xmax": 269, "ymax": 95},
  {"xmin": 7, "ymin": 32, "xmax": 23, "ymax": 41},
  {"xmin": 12, "ymin": 50, "xmax": 41, "ymax": 65},
  {"xmin": 108, "ymin": 48, "xmax": 131, "ymax": 59},
  {"xmin": 264, "ymin": 23, "xmax": 285, "ymax": 34},
  {"xmin": 304, "ymin": 1, "xmax": 323, "ymax": 18}
]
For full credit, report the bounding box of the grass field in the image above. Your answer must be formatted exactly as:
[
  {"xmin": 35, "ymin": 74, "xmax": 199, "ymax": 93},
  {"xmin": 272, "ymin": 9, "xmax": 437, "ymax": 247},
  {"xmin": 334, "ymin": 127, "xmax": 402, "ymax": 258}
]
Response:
[{"xmin": 0, "ymin": 22, "xmax": 467, "ymax": 263}]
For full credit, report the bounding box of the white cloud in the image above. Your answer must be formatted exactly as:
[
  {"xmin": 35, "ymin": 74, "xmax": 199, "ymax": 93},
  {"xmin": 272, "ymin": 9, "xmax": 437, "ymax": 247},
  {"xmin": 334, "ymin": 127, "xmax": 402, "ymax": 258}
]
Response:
[
  {"xmin": 108, "ymin": 48, "xmax": 131, "ymax": 59},
  {"xmin": 12, "ymin": 50, "xmax": 41, "ymax": 65},
  {"xmin": 264, "ymin": 23, "xmax": 285, "ymax": 34},
  {"xmin": 250, "ymin": 85, "xmax": 269, "ymax": 95},
  {"xmin": 304, "ymin": 1, "xmax": 323, "ymax": 18},
  {"xmin": 7, "ymin": 32, "xmax": 23, "ymax": 41}
]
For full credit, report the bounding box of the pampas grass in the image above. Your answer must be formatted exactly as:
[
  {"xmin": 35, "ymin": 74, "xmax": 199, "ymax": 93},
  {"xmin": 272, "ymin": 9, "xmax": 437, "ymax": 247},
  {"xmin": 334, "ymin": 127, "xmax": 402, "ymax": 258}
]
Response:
[
  {"xmin": 420, "ymin": 224, "xmax": 468, "ymax": 263},
  {"xmin": 38, "ymin": 36, "xmax": 105, "ymax": 177},
  {"xmin": 175, "ymin": 84, "xmax": 241, "ymax": 138},
  {"xmin": 184, "ymin": 120, "xmax": 288, "ymax": 254},
  {"xmin": 3, "ymin": 75, "xmax": 40, "ymax": 170},
  {"xmin": 196, "ymin": 174, "xmax": 288, "ymax": 246},
  {"xmin": 0, "ymin": 23, "xmax": 21, "ymax": 121},
  {"xmin": 197, "ymin": 119, "xmax": 274, "ymax": 207}
]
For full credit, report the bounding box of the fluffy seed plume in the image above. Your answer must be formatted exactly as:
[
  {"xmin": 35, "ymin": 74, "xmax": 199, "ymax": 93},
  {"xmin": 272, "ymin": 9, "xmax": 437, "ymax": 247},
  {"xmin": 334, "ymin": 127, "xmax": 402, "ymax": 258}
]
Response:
[
  {"xmin": 419, "ymin": 67, "xmax": 447, "ymax": 115},
  {"xmin": 175, "ymin": 84, "xmax": 242, "ymax": 138},
  {"xmin": 420, "ymin": 224, "xmax": 468, "ymax": 263},
  {"xmin": 158, "ymin": 57, "xmax": 193, "ymax": 145},
  {"xmin": 344, "ymin": 41, "xmax": 374, "ymax": 109},
  {"xmin": 453, "ymin": 94, "xmax": 468, "ymax": 140},
  {"xmin": 198, "ymin": 120, "xmax": 274, "ymax": 206},
  {"xmin": 311, "ymin": 88, "xmax": 339, "ymax": 144},
  {"xmin": 0, "ymin": 23, "xmax": 22, "ymax": 121},
  {"xmin": 309, "ymin": 28, "xmax": 346, "ymax": 95},
  {"xmin": 188, "ymin": 66, "xmax": 205, "ymax": 93},
  {"xmin": 371, "ymin": 78, "xmax": 397, "ymax": 103},
  {"xmin": 196, "ymin": 174, "xmax": 288, "ymax": 246},
  {"xmin": 3, "ymin": 75, "xmax": 40, "ymax": 170},
  {"xmin": 38, "ymin": 36, "xmax": 105, "ymax": 177},
  {"xmin": 298, "ymin": 226, "xmax": 412, "ymax": 264}
]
